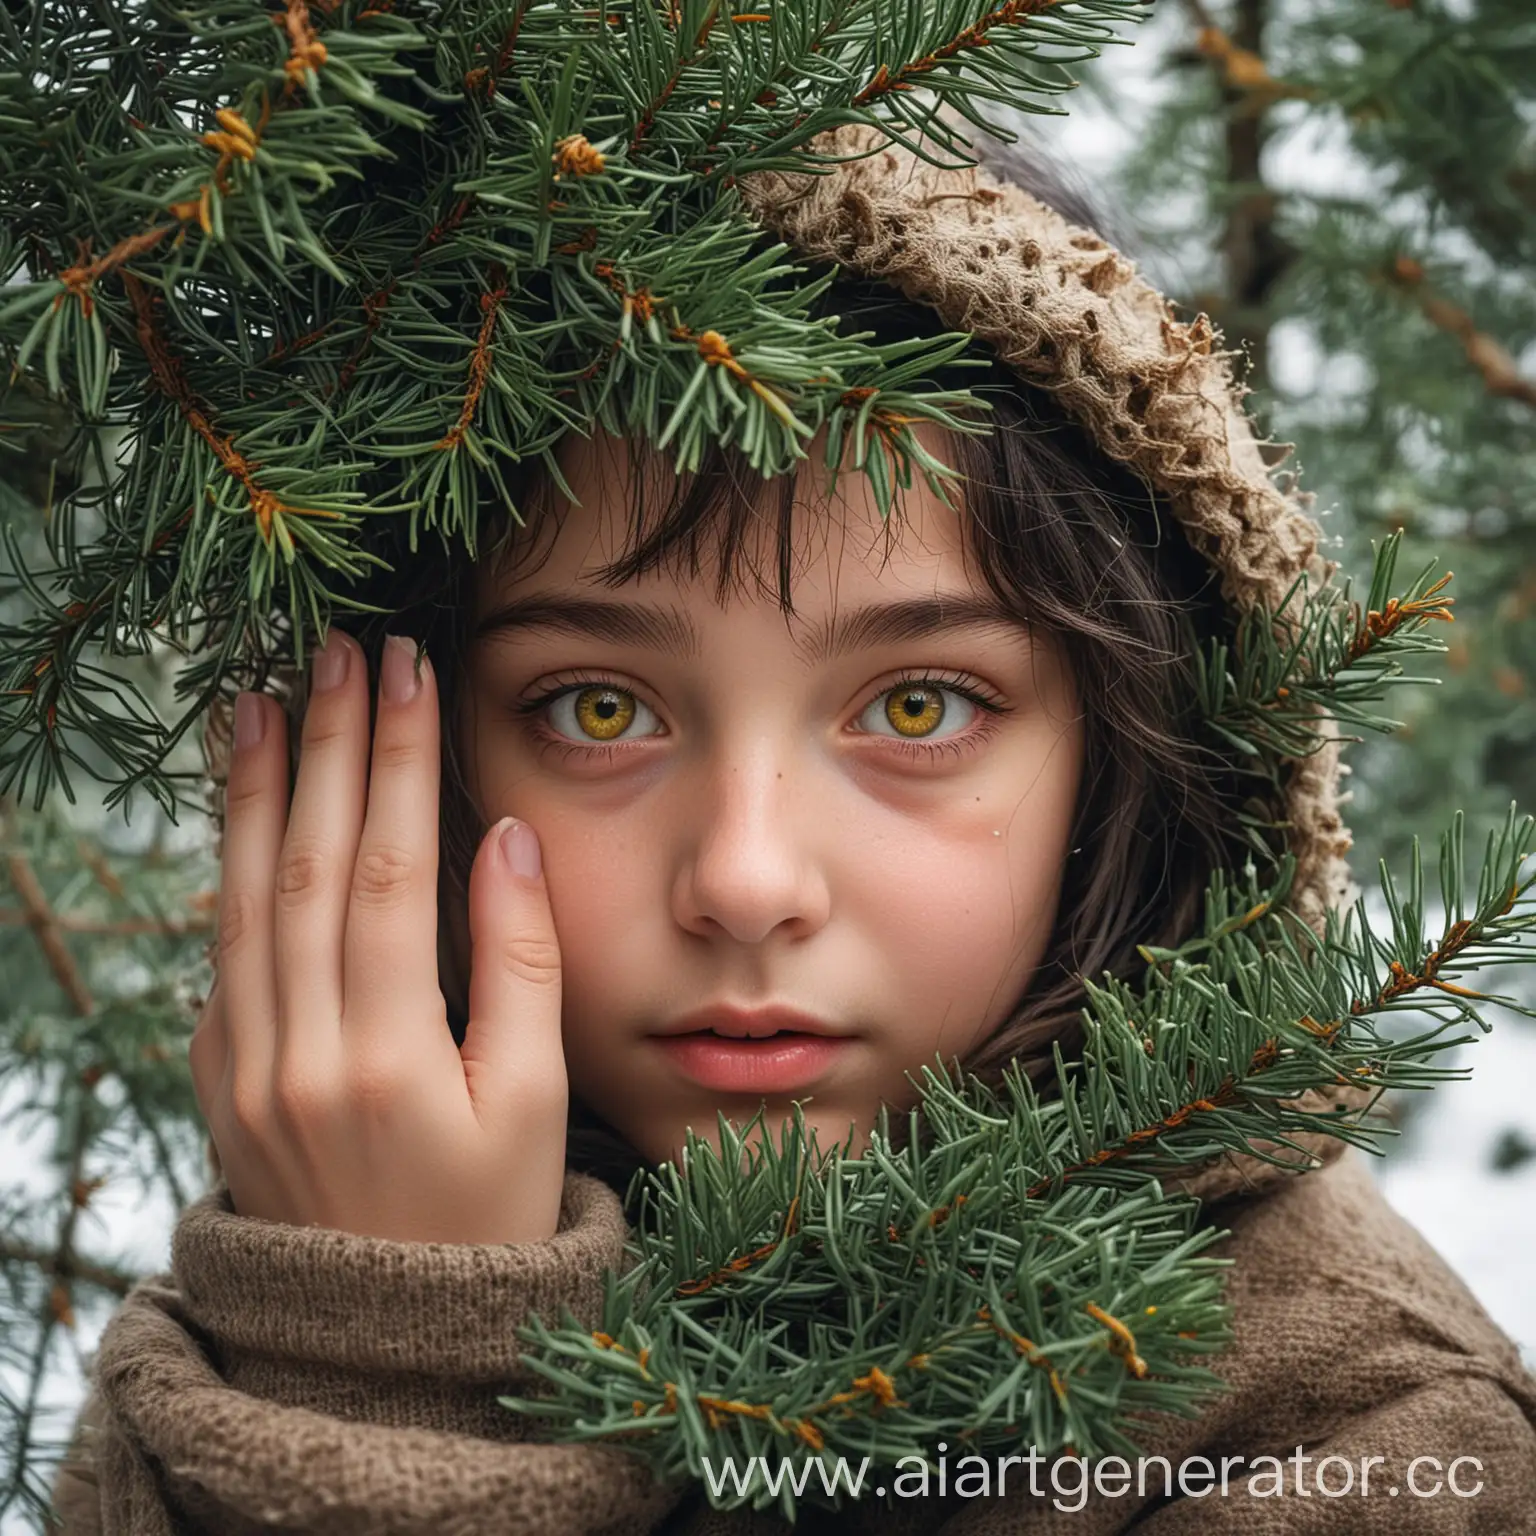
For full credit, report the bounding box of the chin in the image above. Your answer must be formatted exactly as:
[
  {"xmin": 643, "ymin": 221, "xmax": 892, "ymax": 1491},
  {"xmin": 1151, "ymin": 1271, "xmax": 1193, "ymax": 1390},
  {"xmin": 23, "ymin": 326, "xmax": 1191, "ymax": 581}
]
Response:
[{"xmin": 645, "ymin": 1103, "xmax": 869, "ymax": 1172}]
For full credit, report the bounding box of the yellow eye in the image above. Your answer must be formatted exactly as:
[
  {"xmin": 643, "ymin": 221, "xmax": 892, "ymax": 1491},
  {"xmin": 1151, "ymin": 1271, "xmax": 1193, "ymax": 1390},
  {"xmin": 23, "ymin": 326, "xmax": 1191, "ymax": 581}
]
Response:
[
  {"xmin": 856, "ymin": 682, "xmax": 981, "ymax": 743},
  {"xmin": 884, "ymin": 685, "xmax": 946, "ymax": 737},
  {"xmin": 568, "ymin": 686, "xmax": 636, "ymax": 741}
]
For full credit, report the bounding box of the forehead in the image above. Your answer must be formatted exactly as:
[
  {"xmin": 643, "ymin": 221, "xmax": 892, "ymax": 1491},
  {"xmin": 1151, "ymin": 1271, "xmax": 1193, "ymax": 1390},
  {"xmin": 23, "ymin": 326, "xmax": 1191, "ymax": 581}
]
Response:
[{"xmin": 474, "ymin": 418, "xmax": 974, "ymax": 613}]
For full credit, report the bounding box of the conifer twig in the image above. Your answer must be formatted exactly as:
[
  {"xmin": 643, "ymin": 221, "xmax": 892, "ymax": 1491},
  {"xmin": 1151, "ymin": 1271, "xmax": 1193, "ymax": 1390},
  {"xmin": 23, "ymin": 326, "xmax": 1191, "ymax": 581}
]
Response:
[
  {"xmin": 1384, "ymin": 256, "xmax": 1536, "ymax": 412},
  {"xmin": 3, "ymin": 846, "xmax": 95, "ymax": 1017},
  {"xmin": 0, "ymin": 1237, "xmax": 137, "ymax": 1300}
]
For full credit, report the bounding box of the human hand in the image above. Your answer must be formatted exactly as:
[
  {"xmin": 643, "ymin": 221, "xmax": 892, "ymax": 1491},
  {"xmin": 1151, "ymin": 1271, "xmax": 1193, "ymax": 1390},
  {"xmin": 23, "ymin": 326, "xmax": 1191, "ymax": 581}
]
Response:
[{"xmin": 189, "ymin": 630, "xmax": 569, "ymax": 1244}]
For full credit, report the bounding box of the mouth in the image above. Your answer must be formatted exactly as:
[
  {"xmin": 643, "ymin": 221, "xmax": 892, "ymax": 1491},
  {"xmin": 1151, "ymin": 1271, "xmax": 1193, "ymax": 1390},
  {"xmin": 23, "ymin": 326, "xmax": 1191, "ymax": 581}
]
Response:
[
  {"xmin": 648, "ymin": 1013, "xmax": 860, "ymax": 1099},
  {"xmin": 653, "ymin": 1003, "xmax": 848, "ymax": 1041},
  {"xmin": 692, "ymin": 1027, "xmax": 816, "ymax": 1038},
  {"xmin": 649, "ymin": 1005, "xmax": 855, "ymax": 1092},
  {"xmin": 650, "ymin": 1032, "xmax": 853, "ymax": 1094},
  {"xmin": 677, "ymin": 1026, "xmax": 831, "ymax": 1045}
]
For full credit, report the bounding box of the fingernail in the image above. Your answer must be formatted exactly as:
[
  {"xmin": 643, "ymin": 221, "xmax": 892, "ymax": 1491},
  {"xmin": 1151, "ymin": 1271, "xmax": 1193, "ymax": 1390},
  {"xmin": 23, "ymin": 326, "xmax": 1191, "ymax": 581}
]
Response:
[
  {"xmin": 311, "ymin": 630, "xmax": 350, "ymax": 694},
  {"xmin": 382, "ymin": 633, "xmax": 423, "ymax": 705},
  {"xmin": 234, "ymin": 692, "xmax": 266, "ymax": 751},
  {"xmin": 499, "ymin": 818, "xmax": 542, "ymax": 883}
]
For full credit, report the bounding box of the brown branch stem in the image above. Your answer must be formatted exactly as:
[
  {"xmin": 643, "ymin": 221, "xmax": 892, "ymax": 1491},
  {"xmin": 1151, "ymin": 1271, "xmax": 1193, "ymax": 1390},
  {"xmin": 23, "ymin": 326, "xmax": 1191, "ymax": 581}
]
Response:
[
  {"xmin": 0, "ymin": 1238, "xmax": 138, "ymax": 1300},
  {"xmin": 853, "ymin": 0, "xmax": 1064, "ymax": 107},
  {"xmin": 123, "ymin": 272, "xmax": 341, "ymax": 544},
  {"xmin": 435, "ymin": 267, "xmax": 508, "ymax": 452},
  {"xmin": 0, "ymin": 907, "xmax": 213, "ymax": 937},
  {"xmin": 1386, "ymin": 258, "xmax": 1536, "ymax": 413},
  {"xmin": 3, "ymin": 846, "xmax": 96, "ymax": 1017}
]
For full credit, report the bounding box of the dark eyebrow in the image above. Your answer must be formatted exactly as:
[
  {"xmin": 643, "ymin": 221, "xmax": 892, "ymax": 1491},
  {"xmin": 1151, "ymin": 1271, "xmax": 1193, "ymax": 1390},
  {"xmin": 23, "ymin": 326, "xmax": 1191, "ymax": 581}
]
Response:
[{"xmin": 472, "ymin": 591, "xmax": 1031, "ymax": 664}]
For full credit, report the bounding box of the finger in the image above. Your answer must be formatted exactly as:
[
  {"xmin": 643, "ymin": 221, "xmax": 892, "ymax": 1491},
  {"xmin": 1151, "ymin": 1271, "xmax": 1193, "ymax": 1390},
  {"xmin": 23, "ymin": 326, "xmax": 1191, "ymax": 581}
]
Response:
[
  {"xmin": 187, "ymin": 976, "xmax": 228, "ymax": 1122},
  {"xmin": 217, "ymin": 691, "xmax": 286, "ymax": 1094},
  {"xmin": 272, "ymin": 628, "xmax": 368, "ymax": 1062},
  {"xmin": 342, "ymin": 634, "xmax": 441, "ymax": 1046},
  {"xmin": 460, "ymin": 817, "xmax": 568, "ymax": 1123}
]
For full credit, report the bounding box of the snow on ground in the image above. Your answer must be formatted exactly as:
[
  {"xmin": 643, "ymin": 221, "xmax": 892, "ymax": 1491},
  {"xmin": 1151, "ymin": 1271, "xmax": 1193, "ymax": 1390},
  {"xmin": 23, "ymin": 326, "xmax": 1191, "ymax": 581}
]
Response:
[{"xmin": 1371, "ymin": 1024, "xmax": 1536, "ymax": 1368}]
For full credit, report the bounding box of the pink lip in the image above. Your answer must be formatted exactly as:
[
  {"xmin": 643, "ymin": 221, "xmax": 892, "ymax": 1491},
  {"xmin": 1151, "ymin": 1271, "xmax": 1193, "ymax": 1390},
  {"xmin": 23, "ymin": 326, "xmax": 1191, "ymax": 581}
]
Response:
[
  {"xmin": 651, "ymin": 1033, "xmax": 852, "ymax": 1093},
  {"xmin": 655, "ymin": 1003, "xmax": 845, "ymax": 1040}
]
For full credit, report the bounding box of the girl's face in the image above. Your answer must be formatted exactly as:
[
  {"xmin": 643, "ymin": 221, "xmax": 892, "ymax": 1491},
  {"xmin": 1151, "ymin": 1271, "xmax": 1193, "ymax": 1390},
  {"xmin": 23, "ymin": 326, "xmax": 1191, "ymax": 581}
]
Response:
[{"xmin": 457, "ymin": 423, "xmax": 1084, "ymax": 1169}]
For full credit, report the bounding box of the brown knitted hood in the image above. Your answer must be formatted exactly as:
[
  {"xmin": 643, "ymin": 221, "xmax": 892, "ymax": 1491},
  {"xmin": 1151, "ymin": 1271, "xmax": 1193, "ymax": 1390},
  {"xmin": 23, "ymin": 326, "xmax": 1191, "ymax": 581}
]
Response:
[{"xmin": 199, "ymin": 108, "xmax": 1365, "ymax": 1209}]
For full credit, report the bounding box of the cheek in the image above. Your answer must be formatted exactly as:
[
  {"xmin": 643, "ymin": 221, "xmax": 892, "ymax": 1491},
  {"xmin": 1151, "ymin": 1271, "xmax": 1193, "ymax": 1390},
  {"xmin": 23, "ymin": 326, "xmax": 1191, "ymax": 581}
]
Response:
[
  {"xmin": 862, "ymin": 832, "xmax": 1056, "ymax": 1002},
  {"xmin": 534, "ymin": 816, "xmax": 661, "ymax": 1007},
  {"xmin": 862, "ymin": 755, "xmax": 1079, "ymax": 1019}
]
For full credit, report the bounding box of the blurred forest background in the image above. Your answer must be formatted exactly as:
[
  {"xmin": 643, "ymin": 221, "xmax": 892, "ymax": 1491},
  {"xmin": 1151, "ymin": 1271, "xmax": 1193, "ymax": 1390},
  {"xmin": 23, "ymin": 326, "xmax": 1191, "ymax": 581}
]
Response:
[{"xmin": 3, "ymin": 0, "xmax": 1534, "ymax": 1527}]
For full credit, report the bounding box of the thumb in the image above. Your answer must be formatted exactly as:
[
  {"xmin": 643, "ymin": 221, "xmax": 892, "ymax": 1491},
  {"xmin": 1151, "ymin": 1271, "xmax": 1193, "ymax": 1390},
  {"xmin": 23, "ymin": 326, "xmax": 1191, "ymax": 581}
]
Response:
[{"xmin": 460, "ymin": 816, "xmax": 567, "ymax": 1107}]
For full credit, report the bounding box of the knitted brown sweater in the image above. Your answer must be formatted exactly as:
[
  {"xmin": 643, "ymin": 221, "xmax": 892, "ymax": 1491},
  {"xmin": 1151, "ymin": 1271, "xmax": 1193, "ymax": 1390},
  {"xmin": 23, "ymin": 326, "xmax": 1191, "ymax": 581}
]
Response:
[
  {"xmin": 49, "ymin": 1143, "xmax": 1536, "ymax": 1533},
  {"xmin": 47, "ymin": 110, "xmax": 1536, "ymax": 1532}
]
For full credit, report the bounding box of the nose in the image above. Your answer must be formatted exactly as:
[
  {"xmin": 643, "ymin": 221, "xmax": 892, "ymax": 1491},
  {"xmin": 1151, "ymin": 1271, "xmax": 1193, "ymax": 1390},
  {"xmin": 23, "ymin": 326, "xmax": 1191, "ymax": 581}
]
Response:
[{"xmin": 672, "ymin": 739, "xmax": 831, "ymax": 946}]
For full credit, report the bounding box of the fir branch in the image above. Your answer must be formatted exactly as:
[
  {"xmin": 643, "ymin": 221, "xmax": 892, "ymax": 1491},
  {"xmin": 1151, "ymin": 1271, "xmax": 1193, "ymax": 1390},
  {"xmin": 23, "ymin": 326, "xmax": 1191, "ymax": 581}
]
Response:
[
  {"xmin": 1180, "ymin": 0, "xmax": 1317, "ymax": 107},
  {"xmin": 0, "ymin": 909, "xmax": 213, "ymax": 937},
  {"xmin": 0, "ymin": 0, "xmax": 1151, "ymax": 808},
  {"xmin": 852, "ymin": 0, "xmax": 1106, "ymax": 111},
  {"xmin": 0, "ymin": 796, "xmax": 106, "ymax": 1517},
  {"xmin": 0, "ymin": 1088, "xmax": 95, "ymax": 1515},
  {"xmin": 0, "ymin": 789, "xmax": 214, "ymax": 1521},
  {"xmin": 123, "ymin": 272, "xmax": 350, "ymax": 550},
  {"xmin": 1196, "ymin": 530, "xmax": 1454, "ymax": 768},
  {"xmin": 434, "ymin": 263, "xmax": 510, "ymax": 451}
]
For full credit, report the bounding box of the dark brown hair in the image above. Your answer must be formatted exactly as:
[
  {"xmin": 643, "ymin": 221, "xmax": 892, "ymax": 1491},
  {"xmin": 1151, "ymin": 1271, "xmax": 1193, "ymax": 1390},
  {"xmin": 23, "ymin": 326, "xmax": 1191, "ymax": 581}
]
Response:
[{"xmin": 327, "ymin": 149, "xmax": 1253, "ymax": 1197}]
